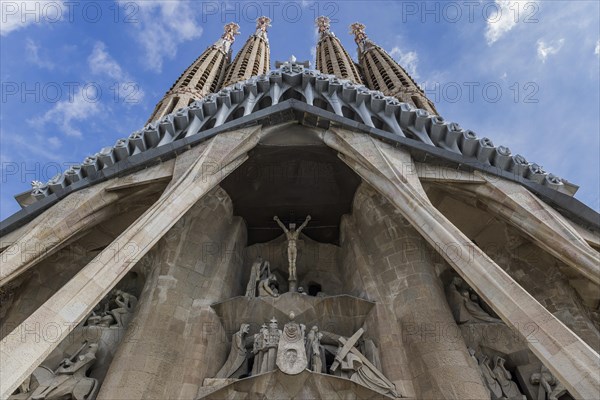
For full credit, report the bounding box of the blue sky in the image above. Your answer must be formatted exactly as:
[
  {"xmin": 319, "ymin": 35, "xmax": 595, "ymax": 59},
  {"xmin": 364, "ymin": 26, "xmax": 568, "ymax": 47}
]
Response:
[{"xmin": 1, "ymin": 0, "xmax": 599, "ymax": 220}]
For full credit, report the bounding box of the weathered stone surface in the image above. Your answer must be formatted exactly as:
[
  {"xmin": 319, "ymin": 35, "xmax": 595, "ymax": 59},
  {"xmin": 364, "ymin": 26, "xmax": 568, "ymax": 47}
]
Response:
[
  {"xmin": 325, "ymin": 127, "xmax": 600, "ymax": 399},
  {"xmin": 97, "ymin": 186, "xmax": 247, "ymax": 399},
  {"xmin": 211, "ymin": 293, "xmax": 375, "ymax": 338},
  {"xmin": 0, "ymin": 127, "xmax": 261, "ymax": 398},
  {"xmin": 340, "ymin": 183, "xmax": 488, "ymax": 399},
  {"xmin": 197, "ymin": 369, "xmax": 408, "ymax": 399}
]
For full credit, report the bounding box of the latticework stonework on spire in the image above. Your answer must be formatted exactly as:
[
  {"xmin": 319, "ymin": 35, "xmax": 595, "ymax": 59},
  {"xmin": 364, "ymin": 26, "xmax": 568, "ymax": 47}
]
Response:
[
  {"xmin": 315, "ymin": 16, "xmax": 363, "ymax": 84},
  {"xmin": 147, "ymin": 22, "xmax": 240, "ymax": 124},
  {"xmin": 222, "ymin": 16, "xmax": 271, "ymax": 88},
  {"xmin": 350, "ymin": 22, "xmax": 437, "ymax": 115}
]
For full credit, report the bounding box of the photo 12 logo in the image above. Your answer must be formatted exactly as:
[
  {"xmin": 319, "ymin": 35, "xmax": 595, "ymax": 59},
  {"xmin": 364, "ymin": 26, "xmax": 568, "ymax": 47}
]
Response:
[
  {"xmin": 1, "ymin": 1, "xmax": 140, "ymax": 25},
  {"xmin": 399, "ymin": 1, "xmax": 539, "ymax": 24}
]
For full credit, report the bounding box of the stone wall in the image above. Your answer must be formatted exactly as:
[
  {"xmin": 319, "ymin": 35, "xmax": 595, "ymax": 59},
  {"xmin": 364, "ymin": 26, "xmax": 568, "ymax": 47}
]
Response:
[
  {"xmin": 340, "ymin": 183, "xmax": 489, "ymax": 399},
  {"xmin": 97, "ymin": 187, "xmax": 247, "ymax": 399}
]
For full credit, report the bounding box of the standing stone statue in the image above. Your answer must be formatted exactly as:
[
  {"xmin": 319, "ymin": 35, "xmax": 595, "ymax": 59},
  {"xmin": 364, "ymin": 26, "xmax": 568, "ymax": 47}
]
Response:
[
  {"xmin": 262, "ymin": 318, "xmax": 281, "ymax": 373},
  {"xmin": 273, "ymin": 215, "xmax": 311, "ymax": 291},
  {"xmin": 215, "ymin": 324, "xmax": 250, "ymax": 378},
  {"xmin": 305, "ymin": 326, "xmax": 318, "ymax": 370},
  {"xmin": 492, "ymin": 356, "xmax": 526, "ymax": 400},
  {"xmin": 251, "ymin": 324, "xmax": 267, "ymax": 376},
  {"xmin": 276, "ymin": 312, "xmax": 307, "ymax": 375},
  {"xmin": 245, "ymin": 257, "xmax": 264, "ymax": 297},
  {"xmin": 245, "ymin": 257, "xmax": 271, "ymax": 297},
  {"xmin": 530, "ymin": 365, "xmax": 567, "ymax": 400},
  {"xmin": 311, "ymin": 332, "xmax": 324, "ymax": 373}
]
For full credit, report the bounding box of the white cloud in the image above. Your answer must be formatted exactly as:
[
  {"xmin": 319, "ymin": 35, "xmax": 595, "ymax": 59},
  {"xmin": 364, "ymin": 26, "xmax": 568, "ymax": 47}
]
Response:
[
  {"xmin": 537, "ymin": 38, "xmax": 565, "ymax": 62},
  {"xmin": 28, "ymin": 90, "xmax": 102, "ymax": 138},
  {"xmin": 390, "ymin": 47, "xmax": 419, "ymax": 80},
  {"xmin": 118, "ymin": 1, "xmax": 203, "ymax": 73},
  {"xmin": 47, "ymin": 136, "xmax": 61, "ymax": 148},
  {"xmin": 26, "ymin": 38, "xmax": 55, "ymax": 69},
  {"xmin": 0, "ymin": 0, "xmax": 62, "ymax": 36},
  {"xmin": 88, "ymin": 42, "xmax": 126, "ymax": 80},
  {"xmin": 87, "ymin": 41, "xmax": 144, "ymax": 103},
  {"xmin": 595, "ymin": 40, "xmax": 600, "ymax": 56},
  {"xmin": 485, "ymin": 1, "xmax": 538, "ymax": 45}
]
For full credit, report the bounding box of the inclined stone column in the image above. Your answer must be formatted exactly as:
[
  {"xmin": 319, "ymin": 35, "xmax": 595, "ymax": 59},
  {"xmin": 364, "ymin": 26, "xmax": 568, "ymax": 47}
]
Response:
[
  {"xmin": 98, "ymin": 187, "xmax": 246, "ymax": 399},
  {"xmin": 341, "ymin": 183, "xmax": 489, "ymax": 399}
]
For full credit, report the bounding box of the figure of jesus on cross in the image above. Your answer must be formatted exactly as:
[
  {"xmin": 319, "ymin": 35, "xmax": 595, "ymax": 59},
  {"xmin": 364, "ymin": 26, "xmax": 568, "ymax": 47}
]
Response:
[{"xmin": 273, "ymin": 215, "xmax": 311, "ymax": 291}]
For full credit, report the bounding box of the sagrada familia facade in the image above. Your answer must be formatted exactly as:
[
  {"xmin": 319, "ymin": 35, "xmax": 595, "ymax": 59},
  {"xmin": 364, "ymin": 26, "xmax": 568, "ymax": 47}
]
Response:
[{"xmin": 1, "ymin": 16, "xmax": 599, "ymax": 400}]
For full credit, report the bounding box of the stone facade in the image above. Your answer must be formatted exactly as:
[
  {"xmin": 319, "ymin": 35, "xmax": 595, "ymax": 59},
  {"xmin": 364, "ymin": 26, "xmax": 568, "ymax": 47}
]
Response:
[{"xmin": 1, "ymin": 16, "xmax": 599, "ymax": 400}]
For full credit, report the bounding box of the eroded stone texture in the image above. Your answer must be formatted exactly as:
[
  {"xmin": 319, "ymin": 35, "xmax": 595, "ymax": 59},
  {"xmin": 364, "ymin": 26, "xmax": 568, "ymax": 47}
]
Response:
[
  {"xmin": 197, "ymin": 369, "xmax": 407, "ymax": 399},
  {"xmin": 430, "ymin": 190, "xmax": 600, "ymax": 352},
  {"xmin": 97, "ymin": 187, "xmax": 247, "ymax": 399},
  {"xmin": 340, "ymin": 183, "xmax": 489, "ymax": 399}
]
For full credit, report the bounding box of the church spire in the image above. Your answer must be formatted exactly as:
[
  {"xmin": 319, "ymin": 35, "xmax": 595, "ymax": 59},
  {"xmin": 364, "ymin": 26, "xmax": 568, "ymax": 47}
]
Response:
[
  {"xmin": 350, "ymin": 22, "xmax": 438, "ymax": 115},
  {"xmin": 147, "ymin": 22, "xmax": 240, "ymax": 124},
  {"xmin": 315, "ymin": 16, "xmax": 363, "ymax": 84},
  {"xmin": 221, "ymin": 16, "xmax": 271, "ymax": 88}
]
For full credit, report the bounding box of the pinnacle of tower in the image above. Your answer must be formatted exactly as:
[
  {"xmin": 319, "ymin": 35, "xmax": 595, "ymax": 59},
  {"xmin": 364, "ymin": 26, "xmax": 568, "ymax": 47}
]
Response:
[
  {"xmin": 254, "ymin": 16, "xmax": 271, "ymax": 41},
  {"xmin": 212, "ymin": 22, "xmax": 240, "ymax": 54},
  {"xmin": 349, "ymin": 22, "xmax": 372, "ymax": 53},
  {"xmin": 316, "ymin": 16, "xmax": 333, "ymax": 39}
]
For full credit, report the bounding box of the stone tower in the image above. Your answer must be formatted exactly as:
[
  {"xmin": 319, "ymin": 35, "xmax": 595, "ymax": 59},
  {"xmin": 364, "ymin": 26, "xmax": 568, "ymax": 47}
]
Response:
[
  {"xmin": 221, "ymin": 16, "xmax": 271, "ymax": 88},
  {"xmin": 350, "ymin": 22, "xmax": 437, "ymax": 115},
  {"xmin": 315, "ymin": 16, "xmax": 363, "ymax": 84},
  {"xmin": 1, "ymin": 18, "xmax": 599, "ymax": 400},
  {"xmin": 147, "ymin": 22, "xmax": 240, "ymax": 124}
]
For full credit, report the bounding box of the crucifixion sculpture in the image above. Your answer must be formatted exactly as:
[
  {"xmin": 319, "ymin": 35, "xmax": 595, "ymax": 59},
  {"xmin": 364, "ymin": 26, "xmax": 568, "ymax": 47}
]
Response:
[{"xmin": 273, "ymin": 215, "xmax": 311, "ymax": 291}]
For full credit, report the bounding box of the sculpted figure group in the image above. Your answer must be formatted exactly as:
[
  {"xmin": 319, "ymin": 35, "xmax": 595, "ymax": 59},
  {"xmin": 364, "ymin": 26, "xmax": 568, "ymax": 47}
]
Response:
[
  {"xmin": 470, "ymin": 348, "xmax": 526, "ymax": 400},
  {"xmin": 216, "ymin": 317, "xmax": 400, "ymax": 397},
  {"xmin": 9, "ymin": 341, "xmax": 99, "ymax": 400},
  {"xmin": 86, "ymin": 289, "xmax": 137, "ymax": 328}
]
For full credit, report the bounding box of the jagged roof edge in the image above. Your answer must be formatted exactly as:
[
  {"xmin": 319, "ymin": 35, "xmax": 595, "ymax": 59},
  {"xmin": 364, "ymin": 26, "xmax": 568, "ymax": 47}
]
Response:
[{"xmin": 2, "ymin": 100, "xmax": 599, "ymax": 236}]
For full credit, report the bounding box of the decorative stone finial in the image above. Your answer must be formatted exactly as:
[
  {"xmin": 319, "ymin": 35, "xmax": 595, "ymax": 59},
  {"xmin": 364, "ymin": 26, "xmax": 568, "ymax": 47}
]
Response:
[
  {"xmin": 222, "ymin": 22, "xmax": 240, "ymax": 42},
  {"xmin": 256, "ymin": 16, "xmax": 271, "ymax": 33},
  {"xmin": 349, "ymin": 22, "xmax": 367, "ymax": 45},
  {"xmin": 316, "ymin": 16, "xmax": 331, "ymax": 37},
  {"xmin": 289, "ymin": 311, "xmax": 296, "ymax": 320}
]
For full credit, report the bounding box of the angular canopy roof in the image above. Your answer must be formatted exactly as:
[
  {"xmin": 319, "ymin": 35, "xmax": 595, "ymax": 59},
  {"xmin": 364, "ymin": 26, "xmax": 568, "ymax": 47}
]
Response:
[{"xmin": 2, "ymin": 60, "xmax": 598, "ymax": 235}]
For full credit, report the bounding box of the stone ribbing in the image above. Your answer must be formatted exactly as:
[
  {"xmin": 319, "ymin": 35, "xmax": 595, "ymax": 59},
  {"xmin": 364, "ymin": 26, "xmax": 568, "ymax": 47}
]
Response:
[
  {"xmin": 27, "ymin": 61, "xmax": 576, "ymax": 204},
  {"xmin": 341, "ymin": 183, "xmax": 490, "ymax": 399},
  {"xmin": 315, "ymin": 16, "xmax": 363, "ymax": 84},
  {"xmin": 350, "ymin": 22, "xmax": 437, "ymax": 115},
  {"xmin": 221, "ymin": 16, "xmax": 271, "ymax": 88},
  {"xmin": 97, "ymin": 187, "xmax": 247, "ymax": 399},
  {"xmin": 147, "ymin": 23, "xmax": 239, "ymax": 124}
]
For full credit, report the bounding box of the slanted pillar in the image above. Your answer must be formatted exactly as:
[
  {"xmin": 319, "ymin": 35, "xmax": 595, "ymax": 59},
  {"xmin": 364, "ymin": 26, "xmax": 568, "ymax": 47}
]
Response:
[
  {"xmin": 341, "ymin": 186, "xmax": 488, "ymax": 399},
  {"xmin": 324, "ymin": 127, "xmax": 600, "ymax": 400},
  {"xmin": 98, "ymin": 187, "xmax": 246, "ymax": 399},
  {"xmin": 0, "ymin": 127, "xmax": 262, "ymax": 398},
  {"xmin": 442, "ymin": 176, "xmax": 600, "ymax": 285}
]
